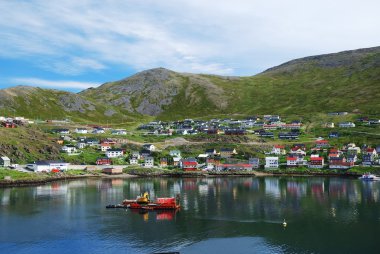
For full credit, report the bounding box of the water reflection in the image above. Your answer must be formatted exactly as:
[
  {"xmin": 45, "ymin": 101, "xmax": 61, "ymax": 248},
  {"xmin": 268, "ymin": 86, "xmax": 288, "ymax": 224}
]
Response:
[{"xmin": 1, "ymin": 177, "xmax": 380, "ymax": 254}]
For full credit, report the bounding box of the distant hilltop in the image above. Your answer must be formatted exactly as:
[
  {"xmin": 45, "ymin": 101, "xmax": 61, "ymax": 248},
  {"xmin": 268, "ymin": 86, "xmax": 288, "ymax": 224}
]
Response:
[{"xmin": 1, "ymin": 46, "xmax": 379, "ymax": 121}]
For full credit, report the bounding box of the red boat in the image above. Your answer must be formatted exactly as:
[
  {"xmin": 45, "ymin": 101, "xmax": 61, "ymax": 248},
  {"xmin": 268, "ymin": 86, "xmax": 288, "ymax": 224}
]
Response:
[{"xmin": 122, "ymin": 193, "xmax": 180, "ymax": 210}]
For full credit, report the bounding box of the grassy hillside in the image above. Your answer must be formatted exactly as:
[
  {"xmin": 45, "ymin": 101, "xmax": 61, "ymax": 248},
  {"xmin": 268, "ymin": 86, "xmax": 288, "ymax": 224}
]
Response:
[
  {"xmin": 80, "ymin": 46, "xmax": 380, "ymax": 120},
  {"xmin": 1, "ymin": 46, "xmax": 379, "ymax": 122}
]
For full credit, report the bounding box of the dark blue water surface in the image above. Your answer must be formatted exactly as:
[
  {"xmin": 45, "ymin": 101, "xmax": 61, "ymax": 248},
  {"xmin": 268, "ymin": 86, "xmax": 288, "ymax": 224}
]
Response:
[{"xmin": 1, "ymin": 176, "xmax": 380, "ymax": 254}]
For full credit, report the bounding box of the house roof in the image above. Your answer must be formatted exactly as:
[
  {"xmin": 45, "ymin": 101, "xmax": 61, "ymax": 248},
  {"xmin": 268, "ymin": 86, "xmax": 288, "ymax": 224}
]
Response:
[
  {"xmin": 287, "ymin": 157, "xmax": 297, "ymax": 161},
  {"xmin": 310, "ymin": 157, "xmax": 323, "ymax": 161},
  {"xmin": 183, "ymin": 161, "xmax": 197, "ymax": 166},
  {"xmin": 316, "ymin": 140, "xmax": 329, "ymax": 143}
]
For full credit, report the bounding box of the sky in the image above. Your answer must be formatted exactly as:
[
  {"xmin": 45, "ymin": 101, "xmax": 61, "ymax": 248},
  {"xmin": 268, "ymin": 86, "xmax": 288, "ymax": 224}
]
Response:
[{"xmin": 1, "ymin": 0, "xmax": 379, "ymax": 92}]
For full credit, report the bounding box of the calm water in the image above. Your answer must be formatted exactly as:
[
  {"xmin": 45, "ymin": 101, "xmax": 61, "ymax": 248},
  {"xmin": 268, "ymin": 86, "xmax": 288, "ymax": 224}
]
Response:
[{"xmin": 1, "ymin": 176, "xmax": 380, "ymax": 254}]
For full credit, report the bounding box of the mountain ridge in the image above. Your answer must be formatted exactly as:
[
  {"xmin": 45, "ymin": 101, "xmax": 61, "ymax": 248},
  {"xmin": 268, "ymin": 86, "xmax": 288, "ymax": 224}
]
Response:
[{"xmin": 1, "ymin": 46, "xmax": 379, "ymax": 121}]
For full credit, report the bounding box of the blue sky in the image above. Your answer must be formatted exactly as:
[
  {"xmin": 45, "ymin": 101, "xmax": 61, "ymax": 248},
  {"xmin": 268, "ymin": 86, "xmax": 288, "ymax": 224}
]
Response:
[{"xmin": 1, "ymin": 0, "xmax": 379, "ymax": 92}]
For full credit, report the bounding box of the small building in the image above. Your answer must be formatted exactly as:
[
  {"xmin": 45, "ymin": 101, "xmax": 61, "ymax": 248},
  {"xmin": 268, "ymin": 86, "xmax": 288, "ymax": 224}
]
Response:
[
  {"xmin": 329, "ymin": 157, "xmax": 354, "ymax": 169},
  {"xmin": 181, "ymin": 158, "xmax": 198, "ymax": 171},
  {"xmin": 271, "ymin": 145, "xmax": 286, "ymax": 155},
  {"xmin": 279, "ymin": 132, "xmax": 299, "ymax": 140},
  {"xmin": 160, "ymin": 158, "xmax": 168, "ymax": 167},
  {"xmin": 75, "ymin": 128, "xmax": 88, "ymax": 134},
  {"xmin": 96, "ymin": 158, "xmax": 111, "ymax": 165},
  {"xmin": 329, "ymin": 132, "xmax": 339, "ymax": 138},
  {"xmin": 220, "ymin": 148, "xmax": 237, "ymax": 158},
  {"xmin": 205, "ymin": 148, "xmax": 217, "ymax": 156},
  {"xmin": 173, "ymin": 157, "xmax": 181, "ymax": 167},
  {"xmin": 100, "ymin": 143, "xmax": 112, "ymax": 152},
  {"xmin": 347, "ymin": 154, "xmax": 358, "ymax": 163},
  {"xmin": 106, "ymin": 149, "xmax": 124, "ymax": 158},
  {"xmin": 32, "ymin": 160, "xmax": 69, "ymax": 172},
  {"xmin": 76, "ymin": 142, "xmax": 87, "ymax": 149},
  {"xmin": 324, "ymin": 122, "xmax": 335, "ymax": 128},
  {"xmin": 362, "ymin": 154, "xmax": 374, "ymax": 166},
  {"xmin": 102, "ymin": 167, "xmax": 122, "ymax": 175},
  {"xmin": 0, "ymin": 156, "xmax": 11, "ymax": 167},
  {"xmin": 169, "ymin": 150, "xmax": 181, "ymax": 158},
  {"xmin": 308, "ymin": 156, "xmax": 324, "ymax": 169},
  {"xmin": 129, "ymin": 157, "xmax": 138, "ymax": 165},
  {"xmin": 265, "ymin": 157, "xmax": 279, "ymax": 169},
  {"xmin": 249, "ymin": 158, "xmax": 260, "ymax": 169},
  {"xmin": 315, "ymin": 140, "xmax": 330, "ymax": 149},
  {"xmin": 289, "ymin": 147, "xmax": 307, "ymax": 156},
  {"xmin": 61, "ymin": 145, "xmax": 78, "ymax": 154},
  {"xmin": 287, "ymin": 157, "xmax": 298, "ymax": 167},
  {"xmin": 339, "ymin": 122, "xmax": 355, "ymax": 128},
  {"xmin": 144, "ymin": 157, "xmax": 154, "ymax": 168},
  {"xmin": 142, "ymin": 144, "xmax": 156, "ymax": 151}
]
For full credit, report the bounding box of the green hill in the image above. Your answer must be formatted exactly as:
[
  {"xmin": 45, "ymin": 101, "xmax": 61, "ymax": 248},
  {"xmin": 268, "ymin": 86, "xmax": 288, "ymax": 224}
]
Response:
[{"xmin": 2, "ymin": 46, "xmax": 379, "ymax": 122}]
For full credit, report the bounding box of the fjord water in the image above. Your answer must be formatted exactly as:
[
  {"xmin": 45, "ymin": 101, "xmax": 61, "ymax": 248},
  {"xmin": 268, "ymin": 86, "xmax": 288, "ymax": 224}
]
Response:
[{"xmin": 1, "ymin": 177, "xmax": 380, "ymax": 254}]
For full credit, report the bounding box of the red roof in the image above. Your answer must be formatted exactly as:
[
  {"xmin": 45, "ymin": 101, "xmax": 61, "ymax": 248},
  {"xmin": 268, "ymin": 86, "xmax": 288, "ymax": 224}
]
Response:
[
  {"xmin": 367, "ymin": 148, "xmax": 375, "ymax": 152},
  {"xmin": 316, "ymin": 140, "xmax": 328, "ymax": 143},
  {"xmin": 287, "ymin": 157, "xmax": 297, "ymax": 161},
  {"xmin": 311, "ymin": 157, "xmax": 323, "ymax": 161},
  {"xmin": 183, "ymin": 161, "xmax": 197, "ymax": 166}
]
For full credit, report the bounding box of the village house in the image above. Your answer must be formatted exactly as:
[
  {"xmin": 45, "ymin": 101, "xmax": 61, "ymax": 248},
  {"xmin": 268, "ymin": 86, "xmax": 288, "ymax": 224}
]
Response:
[
  {"xmin": 339, "ymin": 122, "xmax": 356, "ymax": 128},
  {"xmin": 362, "ymin": 154, "xmax": 376, "ymax": 166},
  {"xmin": 92, "ymin": 128, "xmax": 105, "ymax": 134},
  {"xmin": 216, "ymin": 163, "xmax": 253, "ymax": 171},
  {"xmin": 140, "ymin": 149, "xmax": 151, "ymax": 159},
  {"xmin": 169, "ymin": 150, "xmax": 181, "ymax": 158},
  {"xmin": 129, "ymin": 157, "xmax": 138, "ymax": 165},
  {"xmin": 144, "ymin": 157, "xmax": 154, "ymax": 168},
  {"xmin": 347, "ymin": 144, "xmax": 361, "ymax": 155},
  {"xmin": 249, "ymin": 158, "xmax": 260, "ymax": 169},
  {"xmin": 181, "ymin": 158, "xmax": 198, "ymax": 171},
  {"xmin": 160, "ymin": 158, "xmax": 168, "ymax": 167},
  {"xmin": 205, "ymin": 148, "xmax": 217, "ymax": 157},
  {"xmin": 287, "ymin": 157, "xmax": 298, "ymax": 167},
  {"xmin": 324, "ymin": 122, "xmax": 335, "ymax": 128},
  {"xmin": 96, "ymin": 158, "xmax": 111, "ymax": 165},
  {"xmin": 287, "ymin": 155, "xmax": 307, "ymax": 167},
  {"xmin": 0, "ymin": 156, "xmax": 11, "ymax": 167},
  {"xmin": 75, "ymin": 128, "xmax": 88, "ymax": 134},
  {"xmin": 76, "ymin": 142, "xmax": 86, "ymax": 149},
  {"xmin": 220, "ymin": 148, "xmax": 237, "ymax": 158},
  {"xmin": 61, "ymin": 145, "xmax": 78, "ymax": 154},
  {"xmin": 142, "ymin": 144, "xmax": 156, "ymax": 151},
  {"xmin": 308, "ymin": 155, "xmax": 324, "ymax": 169},
  {"xmin": 329, "ymin": 157, "xmax": 354, "ymax": 169},
  {"xmin": 100, "ymin": 143, "xmax": 112, "ymax": 152},
  {"xmin": 278, "ymin": 132, "xmax": 299, "ymax": 140},
  {"xmin": 106, "ymin": 149, "xmax": 124, "ymax": 158},
  {"xmin": 271, "ymin": 145, "xmax": 286, "ymax": 155},
  {"xmin": 131, "ymin": 151, "xmax": 141, "ymax": 159},
  {"xmin": 32, "ymin": 160, "xmax": 69, "ymax": 172},
  {"xmin": 365, "ymin": 148, "xmax": 378, "ymax": 157},
  {"xmin": 347, "ymin": 154, "xmax": 358, "ymax": 163},
  {"xmin": 289, "ymin": 147, "xmax": 307, "ymax": 156},
  {"xmin": 112, "ymin": 129, "xmax": 127, "ymax": 135},
  {"xmin": 173, "ymin": 157, "xmax": 181, "ymax": 167},
  {"xmin": 265, "ymin": 157, "xmax": 279, "ymax": 169},
  {"xmin": 259, "ymin": 131, "xmax": 274, "ymax": 138},
  {"xmin": 315, "ymin": 140, "xmax": 330, "ymax": 149},
  {"xmin": 329, "ymin": 132, "xmax": 339, "ymax": 138},
  {"xmin": 54, "ymin": 128, "xmax": 70, "ymax": 134}
]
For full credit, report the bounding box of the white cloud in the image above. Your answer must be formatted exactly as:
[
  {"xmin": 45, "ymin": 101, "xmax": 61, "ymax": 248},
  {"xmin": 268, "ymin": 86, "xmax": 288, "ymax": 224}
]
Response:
[
  {"xmin": 0, "ymin": 0, "xmax": 379, "ymax": 76},
  {"xmin": 10, "ymin": 78, "xmax": 99, "ymax": 89}
]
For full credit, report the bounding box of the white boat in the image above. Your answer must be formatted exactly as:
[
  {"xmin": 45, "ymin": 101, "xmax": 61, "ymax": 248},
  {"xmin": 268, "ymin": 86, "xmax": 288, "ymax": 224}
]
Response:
[{"xmin": 359, "ymin": 173, "xmax": 380, "ymax": 181}]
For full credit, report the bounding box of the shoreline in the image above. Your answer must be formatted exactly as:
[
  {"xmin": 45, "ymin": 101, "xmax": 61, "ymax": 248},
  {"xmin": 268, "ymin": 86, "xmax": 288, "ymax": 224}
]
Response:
[{"xmin": 0, "ymin": 171, "xmax": 365, "ymax": 188}]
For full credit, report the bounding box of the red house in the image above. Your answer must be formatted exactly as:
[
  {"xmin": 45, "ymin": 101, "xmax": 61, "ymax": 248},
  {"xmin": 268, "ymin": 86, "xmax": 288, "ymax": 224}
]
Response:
[
  {"xmin": 181, "ymin": 158, "xmax": 198, "ymax": 171},
  {"xmin": 96, "ymin": 158, "xmax": 112, "ymax": 165},
  {"xmin": 308, "ymin": 156, "xmax": 324, "ymax": 169},
  {"xmin": 315, "ymin": 140, "xmax": 329, "ymax": 149}
]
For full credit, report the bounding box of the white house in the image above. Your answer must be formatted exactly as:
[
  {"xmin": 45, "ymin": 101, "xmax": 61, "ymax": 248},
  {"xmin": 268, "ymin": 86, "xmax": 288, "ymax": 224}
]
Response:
[
  {"xmin": 144, "ymin": 157, "xmax": 154, "ymax": 167},
  {"xmin": 170, "ymin": 150, "xmax": 182, "ymax": 158},
  {"xmin": 61, "ymin": 145, "xmax": 78, "ymax": 154},
  {"xmin": 75, "ymin": 128, "xmax": 88, "ymax": 134},
  {"xmin": 271, "ymin": 145, "xmax": 286, "ymax": 155},
  {"xmin": 100, "ymin": 143, "xmax": 112, "ymax": 152},
  {"xmin": 142, "ymin": 144, "xmax": 156, "ymax": 151},
  {"xmin": 112, "ymin": 129, "xmax": 127, "ymax": 135},
  {"xmin": 106, "ymin": 149, "xmax": 124, "ymax": 158},
  {"xmin": 76, "ymin": 142, "xmax": 87, "ymax": 149},
  {"xmin": 339, "ymin": 122, "xmax": 356, "ymax": 128},
  {"xmin": 32, "ymin": 160, "xmax": 69, "ymax": 172},
  {"xmin": 129, "ymin": 157, "xmax": 138, "ymax": 165},
  {"xmin": 265, "ymin": 157, "xmax": 279, "ymax": 169},
  {"xmin": 0, "ymin": 156, "xmax": 11, "ymax": 167},
  {"xmin": 92, "ymin": 128, "xmax": 105, "ymax": 134}
]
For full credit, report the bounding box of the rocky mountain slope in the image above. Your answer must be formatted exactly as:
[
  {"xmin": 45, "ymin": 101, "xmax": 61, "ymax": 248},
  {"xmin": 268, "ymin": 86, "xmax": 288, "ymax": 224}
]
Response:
[{"xmin": 2, "ymin": 46, "xmax": 379, "ymax": 121}]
